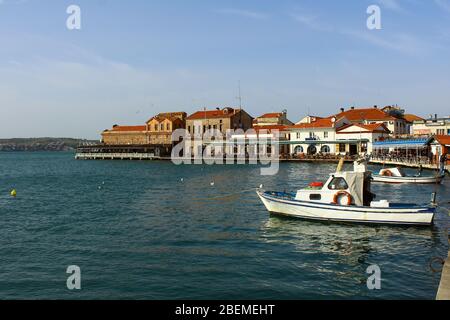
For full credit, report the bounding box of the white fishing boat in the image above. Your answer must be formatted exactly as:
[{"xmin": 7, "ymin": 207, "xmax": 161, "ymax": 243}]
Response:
[
  {"xmin": 257, "ymin": 160, "xmax": 436, "ymax": 226},
  {"xmin": 372, "ymin": 167, "xmax": 445, "ymax": 184}
]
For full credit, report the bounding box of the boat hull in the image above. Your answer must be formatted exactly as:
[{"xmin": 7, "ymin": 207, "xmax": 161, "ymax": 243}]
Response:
[
  {"xmin": 257, "ymin": 190, "xmax": 435, "ymax": 226},
  {"xmin": 372, "ymin": 174, "xmax": 445, "ymax": 184}
]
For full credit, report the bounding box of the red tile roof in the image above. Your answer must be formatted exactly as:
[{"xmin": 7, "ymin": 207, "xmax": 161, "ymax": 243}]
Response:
[
  {"xmin": 335, "ymin": 108, "xmax": 397, "ymax": 121},
  {"xmin": 253, "ymin": 125, "xmax": 289, "ymax": 132},
  {"xmin": 337, "ymin": 123, "xmax": 390, "ymax": 133},
  {"xmin": 435, "ymin": 135, "xmax": 450, "ymax": 146},
  {"xmin": 146, "ymin": 112, "xmax": 186, "ymax": 123},
  {"xmin": 258, "ymin": 113, "xmax": 283, "ymax": 119},
  {"xmin": 403, "ymin": 114, "xmax": 424, "ymax": 122},
  {"xmin": 291, "ymin": 117, "xmax": 336, "ymax": 129},
  {"xmin": 110, "ymin": 125, "xmax": 147, "ymax": 132},
  {"xmin": 187, "ymin": 108, "xmax": 240, "ymax": 120}
]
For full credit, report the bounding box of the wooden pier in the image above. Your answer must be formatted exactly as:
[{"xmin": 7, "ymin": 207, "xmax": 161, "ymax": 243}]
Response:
[{"xmin": 437, "ymin": 251, "xmax": 450, "ymax": 300}]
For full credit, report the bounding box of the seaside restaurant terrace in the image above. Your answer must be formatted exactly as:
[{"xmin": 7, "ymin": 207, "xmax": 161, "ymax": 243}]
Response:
[{"xmin": 371, "ymin": 137, "xmax": 434, "ymax": 165}]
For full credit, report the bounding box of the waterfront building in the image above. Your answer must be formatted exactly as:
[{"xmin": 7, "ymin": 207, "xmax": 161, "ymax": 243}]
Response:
[
  {"xmin": 288, "ymin": 116, "xmax": 352, "ymax": 156},
  {"xmin": 252, "ymin": 110, "xmax": 293, "ymax": 127},
  {"xmin": 251, "ymin": 111, "xmax": 293, "ymax": 156},
  {"xmin": 429, "ymin": 135, "xmax": 450, "ymax": 164},
  {"xmin": 228, "ymin": 125, "xmax": 289, "ymax": 158},
  {"xmin": 186, "ymin": 107, "xmax": 254, "ymax": 136},
  {"xmin": 335, "ymin": 123, "xmax": 390, "ymax": 154},
  {"xmin": 411, "ymin": 115, "xmax": 450, "ymax": 136},
  {"xmin": 146, "ymin": 112, "xmax": 187, "ymax": 145},
  {"xmin": 333, "ymin": 106, "xmax": 410, "ymax": 136},
  {"xmin": 101, "ymin": 125, "xmax": 148, "ymax": 145},
  {"xmin": 403, "ymin": 114, "xmax": 424, "ymax": 134},
  {"xmin": 101, "ymin": 111, "xmax": 186, "ymax": 147},
  {"xmin": 295, "ymin": 115, "xmax": 324, "ymax": 125}
]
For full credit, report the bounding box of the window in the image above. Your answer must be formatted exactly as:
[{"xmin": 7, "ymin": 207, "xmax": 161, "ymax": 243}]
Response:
[
  {"xmin": 324, "ymin": 131, "xmax": 328, "ymax": 139},
  {"xmin": 321, "ymin": 145, "xmax": 330, "ymax": 153},
  {"xmin": 309, "ymin": 194, "xmax": 322, "ymax": 201},
  {"xmin": 294, "ymin": 145, "xmax": 304, "ymax": 154},
  {"xmin": 339, "ymin": 144, "xmax": 346, "ymax": 153},
  {"xmin": 297, "ymin": 132, "xmax": 301, "ymax": 139},
  {"xmin": 188, "ymin": 126, "xmax": 191, "ymax": 133},
  {"xmin": 166, "ymin": 123, "xmax": 170, "ymax": 131},
  {"xmin": 361, "ymin": 142, "xmax": 368, "ymax": 153},
  {"xmin": 309, "ymin": 132, "xmax": 314, "ymax": 138},
  {"xmin": 328, "ymin": 177, "xmax": 349, "ymax": 190},
  {"xmin": 160, "ymin": 123, "xmax": 164, "ymax": 130},
  {"xmin": 307, "ymin": 145, "xmax": 317, "ymax": 155}
]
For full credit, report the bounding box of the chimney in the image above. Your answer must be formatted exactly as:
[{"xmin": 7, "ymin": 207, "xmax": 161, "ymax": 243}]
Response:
[
  {"xmin": 435, "ymin": 114, "xmax": 438, "ymax": 120},
  {"xmin": 340, "ymin": 108, "xmax": 345, "ymax": 113},
  {"xmin": 351, "ymin": 106, "xmax": 355, "ymax": 110},
  {"xmin": 374, "ymin": 105, "xmax": 378, "ymax": 109}
]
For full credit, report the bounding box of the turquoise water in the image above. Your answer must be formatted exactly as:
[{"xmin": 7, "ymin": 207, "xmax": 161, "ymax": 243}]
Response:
[{"xmin": 0, "ymin": 152, "xmax": 449, "ymax": 299}]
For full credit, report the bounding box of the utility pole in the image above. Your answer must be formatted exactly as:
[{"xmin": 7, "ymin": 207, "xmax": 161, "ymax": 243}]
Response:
[{"xmin": 237, "ymin": 80, "xmax": 242, "ymax": 110}]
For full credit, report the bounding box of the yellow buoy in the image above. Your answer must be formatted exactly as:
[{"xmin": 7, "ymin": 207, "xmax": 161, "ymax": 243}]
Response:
[{"xmin": 10, "ymin": 189, "xmax": 17, "ymax": 197}]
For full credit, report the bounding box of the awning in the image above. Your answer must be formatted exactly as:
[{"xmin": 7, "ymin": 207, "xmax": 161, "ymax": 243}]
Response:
[{"xmin": 373, "ymin": 138, "xmax": 431, "ymax": 148}]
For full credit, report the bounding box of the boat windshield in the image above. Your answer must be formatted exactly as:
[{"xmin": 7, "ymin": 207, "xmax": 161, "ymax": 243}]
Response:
[{"xmin": 328, "ymin": 177, "xmax": 349, "ymax": 190}]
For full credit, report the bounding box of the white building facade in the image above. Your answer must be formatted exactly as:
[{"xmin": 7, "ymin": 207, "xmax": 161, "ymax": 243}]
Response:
[{"xmin": 289, "ymin": 117, "xmax": 350, "ymax": 155}]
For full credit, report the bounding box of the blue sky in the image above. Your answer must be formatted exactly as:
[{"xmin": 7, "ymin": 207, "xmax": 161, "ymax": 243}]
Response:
[{"xmin": 1, "ymin": 0, "xmax": 450, "ymax": 139}]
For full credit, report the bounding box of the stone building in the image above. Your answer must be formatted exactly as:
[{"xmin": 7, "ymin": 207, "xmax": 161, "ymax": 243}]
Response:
[
  {"xmin": 101, "ymin": 125, "xmax": 148, "ymax": 145},
  {"xmin": 101, "ymin": 111, "xmax": 186, "ymax": 146},
  {"xmin": 186, "ymin": 107, "xmax": 253, "ymax": 136},
  {"xmin": 146, "ymin": 112, "xmax": 187, "ymax": 145},
  {"xmin": 252, "ymin": 111, "xmax": 293, "ymax": 127}
]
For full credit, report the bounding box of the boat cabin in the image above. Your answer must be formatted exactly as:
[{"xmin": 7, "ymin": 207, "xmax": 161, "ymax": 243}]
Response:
[{"xmin": 296, "ymin": 161, "xmax": 375, "ymax": 206}]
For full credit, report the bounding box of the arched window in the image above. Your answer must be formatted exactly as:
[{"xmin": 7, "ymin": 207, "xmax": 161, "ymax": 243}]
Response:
[
  {"xmin": 307, "ymin": 145, "xmax": 317, "ymax": 155},
  {"xmin": 294, "ymin": 145, "xmax": 304, "ymax": 154},
  {"xmin": 321, "ymin": 145, "xmax": 331, "ymax": 153}
]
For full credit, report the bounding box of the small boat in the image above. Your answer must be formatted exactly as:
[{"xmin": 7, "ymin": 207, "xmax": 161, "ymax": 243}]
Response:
[
  {"xmin": 372, "ymin": 167, "xmax": 445, "ymax": 184},
  {"xmin": 257, "ymin": 159, "xmax": 436, "ymax": 226}
]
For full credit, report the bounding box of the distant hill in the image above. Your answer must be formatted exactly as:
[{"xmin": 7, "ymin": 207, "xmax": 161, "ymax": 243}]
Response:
[{"xmin": 0, "ymin": 138, "xmax": 99, "ymax": 152}]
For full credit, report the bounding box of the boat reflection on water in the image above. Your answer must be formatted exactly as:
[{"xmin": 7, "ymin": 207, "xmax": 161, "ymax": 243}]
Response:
[{"xmin": 260, "ymin": 213, "xmax": 444, "ymax": 266}]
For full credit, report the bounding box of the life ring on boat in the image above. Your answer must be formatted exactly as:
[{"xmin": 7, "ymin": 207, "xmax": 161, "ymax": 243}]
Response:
[
  {"xmin": 381, "ymin": 169, "xmax": 394, "ymax": 177},
  {"xmin": 332, "ymin": 191, "xmax": 353, "ymax": 206}
]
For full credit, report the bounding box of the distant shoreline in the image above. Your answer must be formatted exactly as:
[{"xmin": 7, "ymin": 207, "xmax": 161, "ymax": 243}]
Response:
[{"xmin": 0, "ymin": 138, "xmax": 99, "ymax": 152}]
